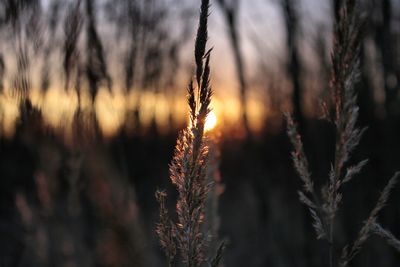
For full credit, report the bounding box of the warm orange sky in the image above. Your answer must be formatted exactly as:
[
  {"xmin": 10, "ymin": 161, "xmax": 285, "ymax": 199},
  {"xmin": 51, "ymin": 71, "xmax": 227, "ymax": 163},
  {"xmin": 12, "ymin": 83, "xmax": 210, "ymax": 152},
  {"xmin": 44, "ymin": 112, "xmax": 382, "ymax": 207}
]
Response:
[
  {"xmin": 0, "ymin": 84, "xmax": 268, "ymax": 139},
  {"xmin": 0, "ymin": 0, "xmax": 335, "ymax": 138}
]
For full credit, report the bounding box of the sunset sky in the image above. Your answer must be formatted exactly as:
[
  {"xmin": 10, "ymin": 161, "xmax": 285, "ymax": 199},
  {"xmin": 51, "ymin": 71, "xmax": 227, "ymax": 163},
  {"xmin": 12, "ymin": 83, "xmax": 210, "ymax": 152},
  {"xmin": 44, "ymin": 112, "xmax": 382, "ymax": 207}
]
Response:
[{"xmin": 0, "ymin": 0, "xmax": 365, "ymax": 138}]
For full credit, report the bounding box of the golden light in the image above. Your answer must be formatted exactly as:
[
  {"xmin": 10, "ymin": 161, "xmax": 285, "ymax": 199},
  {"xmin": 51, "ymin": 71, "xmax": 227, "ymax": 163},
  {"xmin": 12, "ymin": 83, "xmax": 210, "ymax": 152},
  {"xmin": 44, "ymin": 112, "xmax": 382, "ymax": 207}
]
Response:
[{"xmin": 205, "ymin": 110, "xmax": 217, "ymax": 132}]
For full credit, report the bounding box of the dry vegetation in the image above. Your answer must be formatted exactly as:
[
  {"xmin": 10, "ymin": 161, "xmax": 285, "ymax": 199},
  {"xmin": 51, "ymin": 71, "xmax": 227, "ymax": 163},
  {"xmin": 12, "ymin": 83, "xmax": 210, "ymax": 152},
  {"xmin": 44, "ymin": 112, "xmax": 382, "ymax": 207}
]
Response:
[
  {"xmin": 155, "ymin": 1, "xmax": 224, "ymax": 266},
  {"xmin": 286, "ymin": 0, "xmax": 400, "ymax": 266},
  {"xmin": 0, "ymin": 0, "xmax": 399, "ymax": 266}
]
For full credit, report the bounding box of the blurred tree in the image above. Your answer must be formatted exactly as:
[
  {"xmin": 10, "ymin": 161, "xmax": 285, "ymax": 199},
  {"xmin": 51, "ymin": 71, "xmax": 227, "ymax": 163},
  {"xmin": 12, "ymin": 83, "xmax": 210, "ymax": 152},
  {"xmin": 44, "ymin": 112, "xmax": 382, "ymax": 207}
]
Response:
[
  {"xmin": 0, "ymin": 54, "xmax": 4, "ymax": 92},
  {"xmin": 85, "ymin": 0, "xmax": 112, "ymax": 102},
  {"xmin": 333, "ymin": 0, "xmax": 341, "ymax": 23},
  {"xmin": 281, "ymin": 0, "xmax": 304, "ymax": 131},
  {"xmin": 375, "ymin": 0, "xmax": 399, "ymax": 118},
  {"xmin": 216, "ymin": 0, "xmax": 251, "ymax": 136}
]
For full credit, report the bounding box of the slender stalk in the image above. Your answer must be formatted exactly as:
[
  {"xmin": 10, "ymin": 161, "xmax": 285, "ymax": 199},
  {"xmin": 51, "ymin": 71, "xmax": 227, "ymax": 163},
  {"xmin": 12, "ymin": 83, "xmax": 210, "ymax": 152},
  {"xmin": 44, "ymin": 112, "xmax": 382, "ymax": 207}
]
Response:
[{"xmin": 155, "ymin": 1, "xmax": 223, "ymax": 266}]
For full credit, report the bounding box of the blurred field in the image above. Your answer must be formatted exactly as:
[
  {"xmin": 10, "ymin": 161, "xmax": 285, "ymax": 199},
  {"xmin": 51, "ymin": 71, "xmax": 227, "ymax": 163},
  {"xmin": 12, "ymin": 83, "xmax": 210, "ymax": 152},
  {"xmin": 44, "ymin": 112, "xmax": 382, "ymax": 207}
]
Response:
[{"xmin": 0, "ymin": 0, "xmax": 400, "ymax": 266}]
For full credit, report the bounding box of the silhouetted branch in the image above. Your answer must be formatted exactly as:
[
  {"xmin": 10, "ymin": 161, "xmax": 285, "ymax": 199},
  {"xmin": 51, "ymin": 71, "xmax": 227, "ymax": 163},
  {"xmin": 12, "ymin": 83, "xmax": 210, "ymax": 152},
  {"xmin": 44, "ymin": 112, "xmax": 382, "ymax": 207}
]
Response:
[{"xmin": 216, "ymin": 0, "xmax": 251, "ymax": 136}]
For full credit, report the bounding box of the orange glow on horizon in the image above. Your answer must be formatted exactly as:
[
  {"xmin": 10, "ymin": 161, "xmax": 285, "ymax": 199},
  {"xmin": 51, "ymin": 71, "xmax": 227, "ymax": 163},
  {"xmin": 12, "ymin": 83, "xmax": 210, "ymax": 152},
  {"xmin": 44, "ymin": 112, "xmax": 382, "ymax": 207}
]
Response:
[
  {"xmin": 205, "ymin": 110, "xmax": 217, "ymax": 132},
  {"xmin": 0, "ymin": 87, "xmax": 267, "ymax": 139}
]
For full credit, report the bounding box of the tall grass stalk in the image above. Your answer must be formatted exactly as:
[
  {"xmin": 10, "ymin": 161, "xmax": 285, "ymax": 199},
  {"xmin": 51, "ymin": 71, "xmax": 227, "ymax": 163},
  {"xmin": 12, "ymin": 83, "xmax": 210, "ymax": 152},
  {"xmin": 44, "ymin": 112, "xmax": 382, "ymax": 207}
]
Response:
[
  {"xmin": 287, "ymin": 1, "xmax": 399, "ymax": 266},
  {"xmin": 371, "ymin": 222, "xmax": 400, "ymax": 253},
  {"xmin": 155, "ymin": 0, "xmax": 224, "ymax": 266}
]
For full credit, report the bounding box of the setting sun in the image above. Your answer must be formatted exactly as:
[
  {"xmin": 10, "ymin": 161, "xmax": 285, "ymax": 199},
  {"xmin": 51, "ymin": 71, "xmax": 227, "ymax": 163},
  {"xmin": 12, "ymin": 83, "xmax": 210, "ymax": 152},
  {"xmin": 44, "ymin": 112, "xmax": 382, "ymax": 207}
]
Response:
[{"xmin": 205, "ymin": 110, "xmax": 217, "ymax": 132}]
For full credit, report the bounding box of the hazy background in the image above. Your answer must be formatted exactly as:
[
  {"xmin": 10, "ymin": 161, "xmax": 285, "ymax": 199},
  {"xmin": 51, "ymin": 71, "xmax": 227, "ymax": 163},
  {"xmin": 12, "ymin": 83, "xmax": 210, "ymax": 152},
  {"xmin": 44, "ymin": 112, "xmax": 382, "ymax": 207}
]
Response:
[{"xmin": 0, "ymin": 0, "xmax": 399, "ymax": 266}]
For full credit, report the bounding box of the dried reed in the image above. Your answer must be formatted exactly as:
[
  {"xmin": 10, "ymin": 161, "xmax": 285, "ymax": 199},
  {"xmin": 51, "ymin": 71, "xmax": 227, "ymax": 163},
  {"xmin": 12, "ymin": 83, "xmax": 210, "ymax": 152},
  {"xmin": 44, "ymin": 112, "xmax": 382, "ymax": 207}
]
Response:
[
  {"xmin": 286, "ymin": 1, "xmax": 399, "ymax": 266},
  {"xmin": 155, "ymin": 0, "xmax": 224, "ymax": 266}
]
